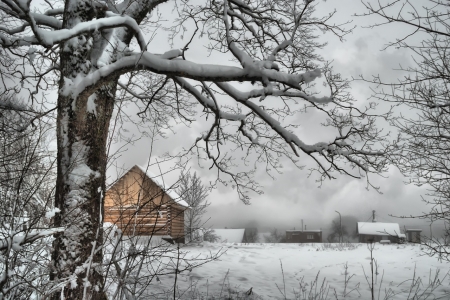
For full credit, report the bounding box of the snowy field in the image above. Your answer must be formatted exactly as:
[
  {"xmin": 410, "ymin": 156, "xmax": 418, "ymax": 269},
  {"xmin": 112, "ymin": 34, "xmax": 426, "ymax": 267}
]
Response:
[{"xmin": 142, "ymin": 242, "xmax": 450, "ymax": 299}]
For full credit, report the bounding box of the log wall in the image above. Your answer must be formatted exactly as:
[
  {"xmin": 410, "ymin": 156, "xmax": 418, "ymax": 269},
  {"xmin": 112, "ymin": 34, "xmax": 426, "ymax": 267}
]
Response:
[{"xmin": 104, "ymin": 166, "xmax": 186, "ymax": 239}]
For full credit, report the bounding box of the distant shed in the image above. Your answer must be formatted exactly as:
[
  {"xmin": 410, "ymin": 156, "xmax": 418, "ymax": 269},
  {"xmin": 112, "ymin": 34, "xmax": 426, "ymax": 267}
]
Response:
[
  {"xmin": 357, "ymin": 222, "xmax": 405, "ymax": 243},
  {"xmin": 405, "ymin": 229, "xmax": 422, "ymax": 243},
  {"xmin": 286, "ymin": 230, "xmax": 322, "ymax": 243},
  {"xmin": 104, "ymin": 165, "xmax": 189, "ymax": 242}
]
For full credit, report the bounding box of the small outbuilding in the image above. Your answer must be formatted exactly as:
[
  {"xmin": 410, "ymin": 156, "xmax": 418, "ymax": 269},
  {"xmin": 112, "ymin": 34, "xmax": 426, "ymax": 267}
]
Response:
[
  {"xmin": 104, "ymin": 165, "xmax": 189, "ymax": 243},
  {"xmin": 286, "ymin": 230, "xmax": 322, "ymax": 243},
  {"xmin": 405, "ymin": 229, "xmax": 422, "ymax": 243},
  {"xmin": 357, "ymin": 222, "xmax": 405, "ymax": 243}
]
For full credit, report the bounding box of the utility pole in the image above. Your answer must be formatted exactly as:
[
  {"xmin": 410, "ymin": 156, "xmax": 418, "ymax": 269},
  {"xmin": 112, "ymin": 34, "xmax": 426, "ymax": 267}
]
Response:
[
  {"xmin": 335, "ymin": 210, "xmax": 342, "ymax": 243},
  {"xmin": 372, "ymin": 210, "xmax": 377, "ymax": 223},
  {"xmin": 429, "ymin": 215, "xmax": 434, "ymax": 241}
]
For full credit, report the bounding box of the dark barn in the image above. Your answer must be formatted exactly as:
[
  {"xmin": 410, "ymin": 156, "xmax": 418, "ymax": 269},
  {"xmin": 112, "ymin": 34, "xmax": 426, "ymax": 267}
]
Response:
[{"xmin": 285, "ymin": 230, "xmax": 322, "ymax": 243}]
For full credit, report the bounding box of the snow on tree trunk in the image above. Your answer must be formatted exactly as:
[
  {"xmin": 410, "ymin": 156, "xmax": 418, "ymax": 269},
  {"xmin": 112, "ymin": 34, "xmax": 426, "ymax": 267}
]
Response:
[
  {"xmin": 51, "ymin": 1, "xmax": 116, "ymax": 298},
  {"xmin": 52, "ymin": 87, "xmax": 114, "ymax": 299}
]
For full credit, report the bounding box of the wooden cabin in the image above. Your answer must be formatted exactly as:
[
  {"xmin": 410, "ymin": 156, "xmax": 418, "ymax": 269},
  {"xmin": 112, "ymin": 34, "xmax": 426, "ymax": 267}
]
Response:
[
  {"xmin": 104, "ymin": 165, "xmax": 189, "ymax": 243},
  {"xmin": 357, "ymin": 222, "xmax": 405, "ymax": 243},
  {"xmin": 285, "ymin": 230, "xmax": 322, "ymax": 243}
]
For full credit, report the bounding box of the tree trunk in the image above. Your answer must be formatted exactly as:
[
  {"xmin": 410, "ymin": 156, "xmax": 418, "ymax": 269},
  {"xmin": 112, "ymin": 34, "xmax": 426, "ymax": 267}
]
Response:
[
  {"xmin": 50, "ymin": 1, "xmax": 119, "ymax": 298},
  {"xmin": 51, "ymin": 40, "xmax": 116, "ymax": 297},
  {"xmin": 52, "ymin": 82, "xmax": 115, "ymax": 299}
]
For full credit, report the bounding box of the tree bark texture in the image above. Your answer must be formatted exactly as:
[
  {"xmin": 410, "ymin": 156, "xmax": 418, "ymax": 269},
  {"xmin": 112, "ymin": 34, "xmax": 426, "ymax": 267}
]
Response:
[
  {"xmin": 52, "ymin": 86, "xmax": 114, "ymax": 299},
  {"xmin": 51, "ymin": 1, "xmax": 116, "ymax": 298}
]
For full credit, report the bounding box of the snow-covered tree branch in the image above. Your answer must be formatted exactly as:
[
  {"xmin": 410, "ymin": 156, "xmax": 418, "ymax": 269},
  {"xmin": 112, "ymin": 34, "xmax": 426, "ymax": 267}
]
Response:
[{"xmin": 0, "ymin": 0, "xmax": 389, "ymax": 297}]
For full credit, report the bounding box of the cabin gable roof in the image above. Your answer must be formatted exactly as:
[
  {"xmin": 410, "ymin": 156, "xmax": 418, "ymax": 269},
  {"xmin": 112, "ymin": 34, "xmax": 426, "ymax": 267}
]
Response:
[{"xmin": 107, "ymin": 165, "xmax": 189, "ymax": 208}]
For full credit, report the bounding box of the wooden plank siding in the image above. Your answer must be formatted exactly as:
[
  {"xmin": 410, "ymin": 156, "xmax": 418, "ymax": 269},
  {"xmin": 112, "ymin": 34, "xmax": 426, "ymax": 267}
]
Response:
[
  {"xmin": 285, "ymin": 230, "xmax": 322, "ymax": 243},
  {"xmin": 104, "ymin": 166, "xmax": 189, "ymax": 242},
  {"xmin": 169, "ymin": 206, "xmax": 185, "ymax": 239}
]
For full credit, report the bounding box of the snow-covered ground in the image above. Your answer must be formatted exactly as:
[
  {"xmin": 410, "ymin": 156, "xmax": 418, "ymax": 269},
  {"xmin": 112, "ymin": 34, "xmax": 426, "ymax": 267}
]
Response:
[{"xmin": 144, "ymin": 242, "xmax": 450, "ymax": 299}]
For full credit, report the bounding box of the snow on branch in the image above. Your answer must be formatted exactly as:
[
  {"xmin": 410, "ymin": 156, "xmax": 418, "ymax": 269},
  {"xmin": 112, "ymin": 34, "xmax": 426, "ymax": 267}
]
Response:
[
  {"xmin": 30, "ymin": 12, "xmax": 63, "ymax": 29},
  {"xmin": 0, "ymin": 12, "xmax": 62, "ymax": 36},
  {"xmin": 215, "ymin": 81, "xmax": 383, "ymax": 165},
  {"xmin": 0, "ymin": 228, "xmax": 64, "ymax": 251},
  {"xmin": 269, "ymin": 40, "xmax": 293, "ymax": 61},
  {"xmin": 215, "ymin": 80, "xmax": 333, "ymax": 104},
  {"xmin": 44, "ymin": 8, "xmax": 64, "ymax": 16},
  {"xmin": 0, "ymin": 14, "xmax": 146, "ymax": 49},
  {"xmin": 173, "ymin": 77, "xmax": 246, "ymax": 122},
  {"xmin": 216, "ymin": 82, "xmax": 321, "ymax": 154},
  {"xmin": 62, "ymin": 52, "xmax": 323, "ymax": 98}
]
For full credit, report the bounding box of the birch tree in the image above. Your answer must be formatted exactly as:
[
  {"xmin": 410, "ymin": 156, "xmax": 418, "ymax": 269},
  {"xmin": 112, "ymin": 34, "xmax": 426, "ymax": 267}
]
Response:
[
  {"xmin": 361, "ymin": 0, "xmax": 450, "ymax": 260},
  {"xmin": 177, "ymin": 172, "xmax": 209, "ymax": 242},
  {"xmin": 0, "ymin": 0, "xmax": 388, "ymax": 298}
]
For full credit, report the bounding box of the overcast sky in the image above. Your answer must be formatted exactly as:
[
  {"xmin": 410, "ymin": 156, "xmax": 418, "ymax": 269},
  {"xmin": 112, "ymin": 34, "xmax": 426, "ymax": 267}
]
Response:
[{"xmin": 107, "ymin": 0, "xmax": 442, "ymax": 236}]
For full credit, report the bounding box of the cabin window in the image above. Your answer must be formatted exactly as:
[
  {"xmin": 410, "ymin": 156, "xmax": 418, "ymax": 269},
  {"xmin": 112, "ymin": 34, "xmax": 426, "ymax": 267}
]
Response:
[{"xmin": 307, "ymin": 234, "xmax": 314, "ymax": 239}]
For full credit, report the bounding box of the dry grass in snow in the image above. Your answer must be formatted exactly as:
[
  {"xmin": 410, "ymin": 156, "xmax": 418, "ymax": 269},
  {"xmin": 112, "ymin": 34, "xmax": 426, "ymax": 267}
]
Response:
[{"xmin": 142, "ymin": 242, "xmax": 450, "ymax": 299}]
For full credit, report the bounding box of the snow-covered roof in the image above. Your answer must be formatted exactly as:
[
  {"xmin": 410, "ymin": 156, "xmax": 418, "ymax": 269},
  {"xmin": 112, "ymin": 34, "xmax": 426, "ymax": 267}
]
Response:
[
  {"xmin": 213, "ymin": 229, "xmax": 245, "ymax": 243},
  {"xmin": 136, "ymin": 165, "xmax": 189, "ymax": 208},
  {"xmin": 357, "ymin": 222, "xmax": 403, "ymax": 237}
]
